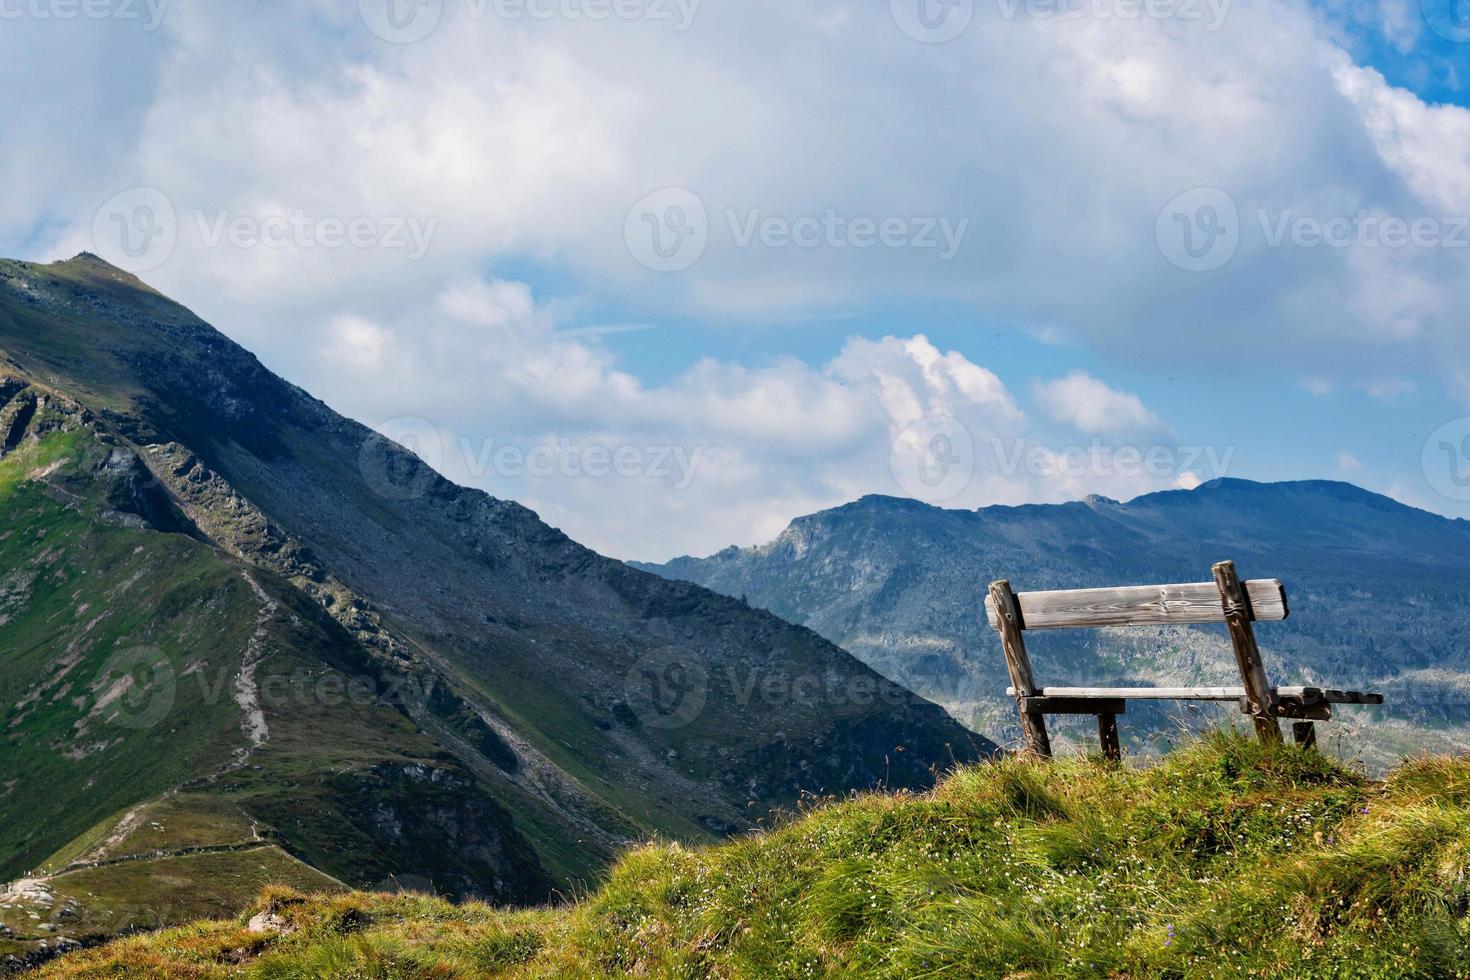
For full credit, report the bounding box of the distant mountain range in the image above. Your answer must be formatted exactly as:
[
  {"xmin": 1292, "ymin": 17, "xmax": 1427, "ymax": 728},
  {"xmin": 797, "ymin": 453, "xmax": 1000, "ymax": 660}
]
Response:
[
  {"xmin": 0, "ymin": 254, "xmax": 984, "ymax": 968},
  {"xmin": 638, "ymin": 481, "xmax": 1470, "ymax": 768}
]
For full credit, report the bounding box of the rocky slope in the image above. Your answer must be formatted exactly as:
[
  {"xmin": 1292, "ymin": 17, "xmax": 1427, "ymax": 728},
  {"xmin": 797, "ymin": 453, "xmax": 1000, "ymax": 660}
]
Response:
[
  {"xmin": 0, "ymin": 254, "xmax": 987, "ymax": 968},
  {"xmin": 640, "ymin": 483, "xmax": 1470, "ymax": 768}
]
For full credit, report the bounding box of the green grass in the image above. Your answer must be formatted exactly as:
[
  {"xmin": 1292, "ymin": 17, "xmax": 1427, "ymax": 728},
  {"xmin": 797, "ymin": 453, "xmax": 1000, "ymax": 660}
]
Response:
[
  {"xmin": 36, "ymin": 733, "xmax": 1470, "ymax": 978},
  {"xmin": 35, "ymin": 807, "xmax": 142, "ymax": 875},
  {"xmin": 2, "ymin": 848, "xmax": 345, "ymax": 945},
  {"xmin": 37, "ymin": 795, "xmax": 262, "ymax": 872},
  {"xmin": 0, "ymin": 427, "xmax": 87, "ymax": 502},
  {"xmin": 2, "ymin": 424, "xmax": 556, "ymax": 918},
  {"xmin": 0, "ymin": 432, "xmax": 256, "ymax": 879}
]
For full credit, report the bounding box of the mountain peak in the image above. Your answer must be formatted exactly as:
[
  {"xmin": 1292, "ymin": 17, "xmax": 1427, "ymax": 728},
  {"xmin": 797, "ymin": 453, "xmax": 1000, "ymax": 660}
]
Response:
[
  {"xmin": 1154, "ymin": 476, "xmax": 1417, "ymax": 511},
  {"xmin": 1082, "ymin": 493, "xmax": 1120, "ymax": 509},
  {"xmin": 0, "ymin": 251, "xmax": 155, "ymax": 290},
  {"xmin": 54, "ymin": 251, "xmax": 153, "ymax": 286}
]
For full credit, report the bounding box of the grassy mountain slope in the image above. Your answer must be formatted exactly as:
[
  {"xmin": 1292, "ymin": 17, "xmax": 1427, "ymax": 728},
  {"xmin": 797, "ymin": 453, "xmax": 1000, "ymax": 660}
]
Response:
[
  {"xmin": 0, "ymin": 253, "xmax": 988, "ymax": 966},
  {"xmin": 640, "ymin": 487, "xmax": 1470, "ymax": 768},
  {"xmin": 35, "ymin": 733, "xmax": 1470, "ymax": 978},
  {"xmin": 0, "ymin": 413, "xmax": 553, "ymax": 969}
]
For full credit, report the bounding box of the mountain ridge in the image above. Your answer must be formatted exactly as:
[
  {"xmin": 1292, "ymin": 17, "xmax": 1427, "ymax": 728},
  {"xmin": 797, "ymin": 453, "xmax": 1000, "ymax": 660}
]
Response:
[
  {"xmin": 0, "ymin": 253, "xmax": 988, "ymax": 968},
  {"xmin": 657, "ymin": 478, "xmax": 1465, "ymax": 567},
  {"xmin": 639, "ymin": 474, "xmax": 1470, "ymax": 769}
]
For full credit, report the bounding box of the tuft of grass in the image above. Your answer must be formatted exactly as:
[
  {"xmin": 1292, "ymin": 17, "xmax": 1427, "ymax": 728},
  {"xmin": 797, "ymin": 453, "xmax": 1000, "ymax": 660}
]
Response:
[{"xmin": 38, "ymin": 732, "xmax": 1470, "ymax": 978}]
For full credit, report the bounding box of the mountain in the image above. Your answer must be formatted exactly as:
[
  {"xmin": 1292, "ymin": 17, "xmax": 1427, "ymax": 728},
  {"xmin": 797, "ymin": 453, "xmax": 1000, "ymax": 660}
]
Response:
[
  {"xmin": 35, "ymin": 734, "xmax": 1470, "ymax": 978},
  {"xmin": 0, "ymin": 254, "xmax": 986, "ymax": 968},
  {"xmin": 638, "ymin": 482, "xmax": 1470, "ymax": 767}
]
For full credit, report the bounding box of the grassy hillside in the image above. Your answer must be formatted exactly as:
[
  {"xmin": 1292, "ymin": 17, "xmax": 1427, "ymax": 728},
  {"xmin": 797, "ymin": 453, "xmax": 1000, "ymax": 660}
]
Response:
[
  {"xmin": 0, "ymin": 403, "xmax": 554, "ymax": 970},
  {"xmin": 35, "ymin": 733, "xmax": 1470, "ymax": 978},
  {"xmin": 0, "ymin": 424, "xmax": 250, "ymax": 880}
]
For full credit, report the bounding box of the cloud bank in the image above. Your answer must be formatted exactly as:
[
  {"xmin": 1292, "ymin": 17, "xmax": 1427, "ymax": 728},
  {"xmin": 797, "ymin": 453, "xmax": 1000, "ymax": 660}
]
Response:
[{"xmin": 3, "ymin": 0, "xmax": 1468, "ymax": 555}]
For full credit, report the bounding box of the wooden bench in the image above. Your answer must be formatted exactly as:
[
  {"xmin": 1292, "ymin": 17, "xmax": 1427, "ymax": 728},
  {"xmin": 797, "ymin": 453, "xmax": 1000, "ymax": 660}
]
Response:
[{"xmin": 983, "ymin": 560, "xmax": 1384, "ymax": 759}]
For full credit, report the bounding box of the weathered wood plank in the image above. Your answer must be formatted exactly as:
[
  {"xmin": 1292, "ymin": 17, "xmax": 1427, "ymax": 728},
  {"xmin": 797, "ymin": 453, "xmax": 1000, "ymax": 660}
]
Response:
[
  {"xmin": 1214, "ymin": 560, "xmax": 1282, "ymax": 745},
  {"xmin": 1273, "ymin": 700, "xmax": 1332, "ymax": 721},
  {"xmin": 1009, "ymin": 685, "xmax": 1250, "ymax": 700},
  {"xmin": 1020, "ymin": 696, "xmax": 1127, "ymax": 715},
  {"xmin": 989, "ymin": 579, "xmax": 1052, "ymax": 759},
  {"xmin": 1009, "ymin": 685, "xmax": 1247, "ymax": 700},
  {"xmin": 1004, "ymin": 686, "xmax": 1381, "ymax": 705},
  {"xmin": 984, "ymin": 579, "xmax": 1288, "ymax": 631},
  {"xmin": 1310, "ymin": 689, "xmax": 1385, "ymax": 705}
]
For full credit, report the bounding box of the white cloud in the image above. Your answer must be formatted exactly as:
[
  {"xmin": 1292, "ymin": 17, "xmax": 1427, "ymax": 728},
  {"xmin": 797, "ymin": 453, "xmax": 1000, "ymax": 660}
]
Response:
[
  {"xmin": 326, "ymin": 314, "xmax": 392, "ymax": 371},
  {"xmin": 437, "ymin": 279, "xmax": 539, "ymax": 330},
  {"xmin": 1364, "ymin": 378, "xmax": 1415, "ymax": 400},
  {"xmin": 1032, "ymin": 371, "xmax": 1164, "ymax": 436},
  {"xmin": 308, "ymin": 278, "xmax": 1198, "ymax": 558},
  {"xmin": 1338, "ymin": 450, "xmax": 1364, "ymax": 471},
  {"xmin": 1330, "ymin": 54, "xmax": 1470, "ymax": 215},
  {"xmin": 6, "ymin": 1, "xmax": 1470, "ymax": 552},
  {"xmin": 21, "ymin": 0, "xmax": 1470, "ymax": 388}
]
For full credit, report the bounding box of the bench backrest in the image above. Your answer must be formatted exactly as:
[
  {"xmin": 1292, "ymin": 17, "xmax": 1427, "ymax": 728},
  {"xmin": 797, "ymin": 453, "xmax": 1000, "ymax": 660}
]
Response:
[{"xmin": 984, "ymin": 578, "xmax": 1289, "ymax": 632}]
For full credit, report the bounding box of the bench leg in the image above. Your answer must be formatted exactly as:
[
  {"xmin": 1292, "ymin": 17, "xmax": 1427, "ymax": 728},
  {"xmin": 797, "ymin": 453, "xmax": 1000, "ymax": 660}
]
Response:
[
  {"xmin": 1098, "ymin": 712, "xmax": 1121, "ymax": 762},
  {"xmin": 991, "ymin": 580, "xmax": 1053, "ymax": 759},
  {"xmin": 1213, "ymin": 561, "xmax": 1284, "ymax": 747},
  {"xmin": 1292, "ymin": 721, "xmax": 1317, "ymax": 752},
  {"xmin": 1018, "ymin": 705, "xmax": 1053, "ymax": 760}
]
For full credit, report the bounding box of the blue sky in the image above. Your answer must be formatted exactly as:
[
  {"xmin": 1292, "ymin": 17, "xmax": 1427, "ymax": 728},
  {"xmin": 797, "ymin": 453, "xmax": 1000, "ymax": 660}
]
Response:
[
  {"xmin": 4, "ymin": 0, "xmax": 1470, "ymax": 559},
  {"xmin": 1324, "ymin": 0, "xmax": 1468, "ymax": 103}
]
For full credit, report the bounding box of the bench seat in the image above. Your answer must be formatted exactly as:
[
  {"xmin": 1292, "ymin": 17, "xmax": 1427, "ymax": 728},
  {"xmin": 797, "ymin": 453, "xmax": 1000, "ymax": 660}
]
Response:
[{"xmin": 1005, "ymin": 686, "xmax": 1383, "ymax": 704}]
